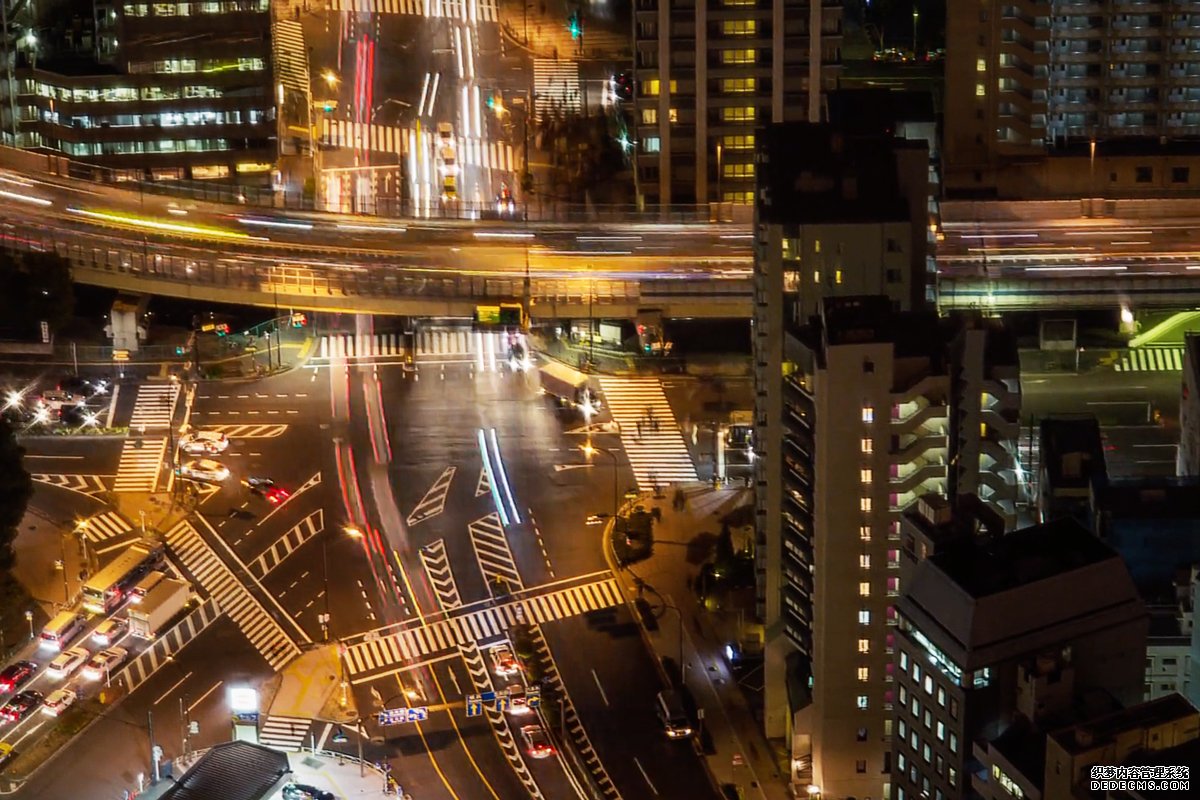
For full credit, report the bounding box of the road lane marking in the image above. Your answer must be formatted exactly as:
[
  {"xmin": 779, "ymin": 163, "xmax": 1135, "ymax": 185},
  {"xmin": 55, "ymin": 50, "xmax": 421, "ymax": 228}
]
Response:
[
  {"xmin": 188, "ymin": 680, "xmax": 223, "ymax": 713},
  {"xmin": 591, "ymin": 669, "xmax": 609, "ymax": 707},
  {"xmin": 154, "ymin": 671, "xmax": 194, "ymax": 706},
  {"xmin": 634, "ymin": 758, "xmax": 658, "ymax": 796}
]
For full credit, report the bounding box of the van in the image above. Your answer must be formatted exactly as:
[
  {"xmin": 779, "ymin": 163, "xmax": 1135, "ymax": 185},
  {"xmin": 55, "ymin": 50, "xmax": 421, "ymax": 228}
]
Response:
[
  {"xmin": 655, "ymin": 690, "xmax": 693, "ymax": 739},
  {"xmin": 40, "ymin": 611, "xmax": 85, "ymax": 651},
  {"xmin": 129, "ymin": 570, "xmax": 167, "ymax": 604}
]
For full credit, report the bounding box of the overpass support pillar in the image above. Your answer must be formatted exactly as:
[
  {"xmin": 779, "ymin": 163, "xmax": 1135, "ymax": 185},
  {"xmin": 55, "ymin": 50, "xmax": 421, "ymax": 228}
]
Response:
[{"xmin": 105, "ymin": 296, "xmax": 147, "ymax": 353}]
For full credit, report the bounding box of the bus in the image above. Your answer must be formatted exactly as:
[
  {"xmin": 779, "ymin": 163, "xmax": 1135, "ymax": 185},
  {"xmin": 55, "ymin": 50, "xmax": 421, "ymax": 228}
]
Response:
[
  {"xmin": 81, "ymin": 538, "xmax": 166, "ymax": 614},
  {"xmin": 538, "ymin": 361, "xmax": 602, "ymax": 413}
]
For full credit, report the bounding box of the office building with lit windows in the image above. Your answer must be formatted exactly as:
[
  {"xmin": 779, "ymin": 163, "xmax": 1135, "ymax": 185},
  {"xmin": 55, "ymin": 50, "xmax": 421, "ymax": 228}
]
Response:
[
  {"xmin": 945, "ymin": 0, "xmax": 1200, "ymax": 198},
  {"xmin": 4, "ymin": 0, "xmax": 275, "ymax": 182},
  {"xmin": 632, "ymin": 0, "xmax": 841, "ymax": 208},
  {"xmin": 751, "ymin": 291, "xmax": 1021, "ymax": 797},
  {"xmin": 894, "ymin": 515, "xmax": 1147, "ymax": 800}
]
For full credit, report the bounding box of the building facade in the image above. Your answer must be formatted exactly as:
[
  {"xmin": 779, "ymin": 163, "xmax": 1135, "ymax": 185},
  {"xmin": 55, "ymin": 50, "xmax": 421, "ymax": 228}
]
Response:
[
  {"xmin": 1179, "ymin": 334, "xmax": 1200, "ymax": 476},
  {"xmin": 4, "ymin": 0, "xmax": 275, "ymax": 182},
  {"xmin": 752, "ymin": 291, "xmax": 1021, "ymax": 797},
  {"xmin": 895, "ymin": 515, "xmax": 1148, "ymax": 800},
  {"xmin": 632, "ymin": 0, "xmax": 841, "ymax": 207},
  {"xmin": 944, "ymin": 0, "xmax": 1200, "ymax": 198}
]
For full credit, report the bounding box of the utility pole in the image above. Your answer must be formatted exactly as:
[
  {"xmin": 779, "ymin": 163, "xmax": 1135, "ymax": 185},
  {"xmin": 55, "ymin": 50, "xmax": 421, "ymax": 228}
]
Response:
[
  {"xmin": 148, "ymin": 709, "xmax": 161, "ymax": 783},
  {"xmin": 180, "ymin": 696, "xmax": 188, "ymax": 757}
]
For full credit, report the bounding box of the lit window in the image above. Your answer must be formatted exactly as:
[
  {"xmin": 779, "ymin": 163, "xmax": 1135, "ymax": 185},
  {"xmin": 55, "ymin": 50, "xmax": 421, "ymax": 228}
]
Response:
[
  {"xmin": 858, "ymin": 639, "xmax": 870, "ymax": 654},
  {"xmin": 862, "ymin": 406, "xmax": 874, "ymax": 423},
  {"xmin": 861, "ymin": 438, "xmax": 873, "ymax": 454},
  {"xmin": 859, "ymin": 526, "xmax": 871, "ymax": 542},
  {"xmin": 722, "ymin": 0, "xmax": 754, "ymax": 6},
  {"xmin": 722, "ymin": 162, "xmax": 754, "ymax": 178},
  {"xmin": 856, "ymin": 695, "xmax": 868, "ymax": 710},
  {"xmin": 722, "ymin": 19, "xmax": 758, "ymax": 36},
  {"xmin": 976, "ymin": 58, "xmax": 986, "ymax": 71},
  {"xmin": 813, "ymin": 270, "xmax": 820, "ymax": 284},
  {"xmin": 859, "ymin": 554, "xmax": 871, "ymax": 569},
  {"xmin": 668, "ymin": 108, "xmax": 678, "ymax": 123},
  {"xmin": 937, "ymin": 687, "xmax": 946, "ymax": 707},
  {"xmin": 722, "ymin": 134, "xmax": 755, "ymax": 149},
  {"xmin": 644, "ymin": 79, "xmax": 660, "ymax": 96},
  {"xmin": 641, "ymin": 108, "xmax": 657, "ymax": 124},
  {"xmin": 721, "ymin": 77, "xmax": 756, "ymax": 94},
  {"xmin": 936, "ymin": 721, "xmax": 945, "ymax": 741},
  {"xmin": 814, "ymin": 240, "xmax": 821, "ymax": 253},
  {"xmin": 860, "ymin": 498, "xmax": 872, "ymax": 513},
  {"xmin": 913, "ymin": 663, "xmax": 921, "ymax": 682},
  {"xmin": 720, "ymin": 106, "xmax": 756, "ymax": 122},
  {"xmin": 949, "ymin": 733, "xmax": 958, "ymax": 754},
  {"xmin": 899, "ymin": 720, "xmax": 907, "ymax": 738},
  {"xmin": 924, "ymin": 675, "xmax": 933, "ymax": 695},
  {"xmin": 899, "ymin": 685, "xmax": 908, "ymax": 704},
  {"xmin": 860, "ymin": 468, "xmax": 873, "ymax": 484},
  {"xmin": 644, "ymin": 136, "xmax": 661, "ymax": 153},
  {"xmin": 976, "ymin": 83, "xmax": 985, "ymax": 97},
  {"xmin": 858, "ymin": 582, "xmax": 870, "ymax": 597},
  {"xmin": 949, "ymin": 767, "xmax": 957, "ymax": 787},
  {"xmin": 835, "ymin": 269, "xmax": 843, "ymax": 284},
  {"xmin": 857, "ymin": 667, "xmax": 870, "ymax": 682},
  {"xmin": 721, "ymin": 48, "xmax": 756, "ymax": 65},
  {"xmin": 888, "ymin": 549, "xmax": 900, "ymax": 568},
  {"xmin": 923, "ymin": 743, "xmax": 931, "ymax": 763},
  {"xmin": 858, "ymin": 610, "xmax": 871, "ymax": 625}
]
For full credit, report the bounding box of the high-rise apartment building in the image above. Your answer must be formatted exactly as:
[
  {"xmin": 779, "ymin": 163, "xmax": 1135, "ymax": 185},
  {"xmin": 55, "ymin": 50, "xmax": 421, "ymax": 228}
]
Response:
[
  {"xmin": 751, "ymin": 290, "xmax": 1021, "ymax": 797},
  {"xmin": 632, "ymin": 0, "xmax": 842, "ymax": 208},
  {"xmin": 3, "ymin": 0, "xmax": 276, "ymax": 183},
  {"xmin": 945, "ymin": 0, "xmax": 1200, "ymax": 198},
  {"xmin": 895, "ymin": 514, "xmax": 1148, "ymax": 800}
]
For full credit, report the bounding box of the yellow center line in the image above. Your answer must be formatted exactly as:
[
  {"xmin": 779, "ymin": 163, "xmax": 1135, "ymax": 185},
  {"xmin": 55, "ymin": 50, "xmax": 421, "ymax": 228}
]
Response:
[
  {"xmin": 398, "ymin": 674, "xmax": 462, "ymax": 800},
  {"xmin": 394, "ymin": 550, "xmax": 502, "ymax": 800}
]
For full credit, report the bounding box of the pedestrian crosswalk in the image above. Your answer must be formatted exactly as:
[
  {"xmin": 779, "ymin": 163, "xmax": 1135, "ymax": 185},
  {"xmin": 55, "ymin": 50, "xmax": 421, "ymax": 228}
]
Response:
[
  {"xmin": 272, "ymin": 19, "xmax": 308, "ymax": 97},
  {"xmin": 128, "ymin": 383, "xmax": 179, "ymax": 431},
  {"xmin": 203, "ymin": 424, "xmax": 289, "ymax": 439},
  {"xmin": 319, "ymin": 119, "xmax": 514, "ymax": 171},
  {"xmin": 533, "ymin": 59, "xmax": 580, "ymax": 122},
  {"xmin": 78, "ymin": 511, "xmax": 132, "ymax": 544},
  {"xmin": 314, "ymin": 329, "xmax": 511, "ymax": 365},
  {"xmin": 113, "ymin": 437, "xmax": 167, "ymax": 493},
  {"xmin": 469, "ymin": 512, "xmax": 523, "ymax": 589},
  {"xmin": 317, "ymin": 333, "xmax": 408, "ymax": 361},
  {"xmin": 598, "ymin": 378, "xmax": 698, "ymax": 490},
  {"xmin": 248, "ymin": 510, "xmax": 324, "ymax": 579},
  {"xmin": 327, "ymin": 0, "xmax": 498, "ymax": 22},
  {"xmin": 258, "ymin": 715, "xmax": 313, "ymax": 752},
  {"xmin": 408, "ymin": 467, "xmax": 455, "ymax": 526},
  {"xmin": 343, "ymin": 577, "xmax": 622, "ymax": 678},
  {"xmin": 165, "ymin": 520, "xmax": 301, "ymax": 671},
  {"xmin": 1116, "ymin": 347, "xmax": 1185, "ymax": 372},
  {"xmin": 117, "ymin": 598, "xmax": 221, "ymax": 694}
]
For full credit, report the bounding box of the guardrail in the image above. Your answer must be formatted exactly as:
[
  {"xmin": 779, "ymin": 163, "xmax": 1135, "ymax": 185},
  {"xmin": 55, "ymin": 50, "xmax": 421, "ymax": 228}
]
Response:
[{"xmin": 940, "ymin": 274, "xmax": 1200, "ymax": 311}]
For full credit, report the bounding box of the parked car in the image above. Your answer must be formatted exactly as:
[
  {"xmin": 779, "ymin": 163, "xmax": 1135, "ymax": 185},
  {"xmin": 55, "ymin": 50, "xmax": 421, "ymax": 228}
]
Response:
[
  {"xmin": 41, "ymin": 687, "xmax": 77, "ymax": 717},
  {"xmin": 520, "ymin": 724, "xmax": 555, "ymax": 759},
  {"xmin": 179, "ymin": 430, "xmax": 229, "ymax": 456},
  {"xmin": 1, "ymin": 691, "xmax": 44, "ymax": 723},
  {"xmin": 0, "ymin": 661, "xmax": 37, "ymax": 694},
  {"xmin": 282, "ymin": 783, "xmax": 335, "ymax": 800},
  {"xmin": 178, "ymin": 459, "xmax": 230, "ymax": 483}
]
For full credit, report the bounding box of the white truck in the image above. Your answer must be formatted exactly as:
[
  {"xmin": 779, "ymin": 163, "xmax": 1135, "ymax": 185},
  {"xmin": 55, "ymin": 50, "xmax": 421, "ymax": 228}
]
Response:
[
  {"xmin": 538, "ymin": 361, "xmax": 602, "ymax": 412},
  {"xmin": 127, "ymin": 577, "xmax": 190, "ymax": 640}
]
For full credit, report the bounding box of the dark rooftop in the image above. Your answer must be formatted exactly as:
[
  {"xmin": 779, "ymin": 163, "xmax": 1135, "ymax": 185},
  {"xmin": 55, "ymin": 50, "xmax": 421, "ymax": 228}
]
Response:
[
  {"xmin": 159, "ymin": 741, "xmax": 290, "ymax": 800},
  {"xmin": 987, "ymin": 715, "xmax": 1047, "ymax": 791},
  {"xmin": 1048, "ymin": 694, "xmax": 1200, "ymax": 757},
  {"xmin": 755, "ymin": 123, "xmax": 915, "ymax": 225},
  {"xmin": 929, "ymin": 517, "xmax": 1117, "ymax": 599},
  {"xmin": 1098, "ymin": 477, "xmax": 1200, "ymax": 519},
  {"xmin": 1040, "ymin": 415, "xmax": 1108, "ymax": 494}
]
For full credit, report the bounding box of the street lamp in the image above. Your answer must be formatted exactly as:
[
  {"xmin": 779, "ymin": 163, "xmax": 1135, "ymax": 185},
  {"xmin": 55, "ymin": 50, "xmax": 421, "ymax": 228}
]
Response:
[
  {"xmin": 580, "ymin": 441, "xmax": 618, "ymax": 521},
  {"xmin": 911, "ymin": 6, "xmax": 919, "ymax": 57},
  {"xmin": 322, "ymin": 69, "xmax": 340, "ymax": 89}
]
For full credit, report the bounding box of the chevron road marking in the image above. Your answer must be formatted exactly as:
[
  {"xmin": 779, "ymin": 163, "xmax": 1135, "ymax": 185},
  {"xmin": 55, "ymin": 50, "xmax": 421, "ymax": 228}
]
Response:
[
  {"xmin": 32, "ymin": 473, "xmax": 108, "ymax": 498},
  {"xmin": 249, "ymin": 509, "xmax": 325, "ymax": 579},
  {"xmin": 407, "ymin": 466, "xmax": 456, "ymax": 527},
  {"xmin": 468, "ymin": 513, "xmax": 523, "ymax": 589},
  {"xmin": 418, "ymin": 540, "xmax": 462, "ymax": 610},
  {"xmin": 77, "ymin": 511, "xmax": 132, "ymax": 544},
  {"xmin": 475, "ymin": 466, "xmax": 491, "ymax": 497},
  {"xmin": 202, "ymin": 424, "xmax": 289, "ymax": 439}
]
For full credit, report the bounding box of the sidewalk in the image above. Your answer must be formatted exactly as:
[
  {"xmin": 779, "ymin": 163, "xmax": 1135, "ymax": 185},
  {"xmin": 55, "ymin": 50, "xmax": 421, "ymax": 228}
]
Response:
[
  {"xmin": 499, "ymin": 0, "xmax": 630, "ymax": 62},
  {"xmin": 606, "ymin": 485, "xmax": 793, "ymax": 800},
  {"xmin": 141, "ymin": 750, "xmax": 398, "ymax": 800}
]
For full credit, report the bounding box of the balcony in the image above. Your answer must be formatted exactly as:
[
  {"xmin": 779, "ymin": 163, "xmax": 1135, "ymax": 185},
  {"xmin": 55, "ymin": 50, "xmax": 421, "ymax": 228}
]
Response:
[
  {"xmin": 889, "ymin": 457, "xmax": 948, "ymax": 494},
  {"xmin": 981, "ymin": 408, "xmax": 1020, "ymax": 440},
  {"xmin": 980, "ymin": 437, "xmax": 1013, "ymax": 463},
  {"xmin": 891, "ymin": 398, "xmax": 948, "ymax": 435},
  {"xmin": 891, "ymin": 373, "xmax": 948, "ymax": 405},
  {"xmin": 890, "ymin": 432, "xmax": 948, "ymax": 461}
]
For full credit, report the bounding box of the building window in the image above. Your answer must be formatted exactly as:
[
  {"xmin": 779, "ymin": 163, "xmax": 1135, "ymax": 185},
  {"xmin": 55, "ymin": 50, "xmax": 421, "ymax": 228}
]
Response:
[
  {"xmin": 900, "ymin": 652, "xmax": 909, "ymax": 671},
  {"xmin": 856, "ymin": 695, "xmax": 868, "ymax": 710},
  {"xmin": 861, "ymin": 438, "xmax": 873, "ymax": 454},
  {"xmin": 722, "ymin": 19, "xmax": 757, "ymax": 36},
  {"xmin": 641, "ymin": 108, "xmax": 658, "ymax": 124},
  {"xmin": 721, "ymin": 78, "xmax": 757, "ymax": 94},
  {"xmin": 644, "ymin": 136, "xmax": 661, "ymax": 153},
  {"xmin": 913, "ymin": 663, "xmax": 921, "ymax": 682},
  {"xmin": 949, "ymin": 767, "xmax": 958, "ymax": 787},
  {"xmin": 911, "ymin": 697, "xmax": 920, "ymax": 717},
  {"xmin": 888, "ymin": 549, "xmax": 900, "ymax": 568},
  {"xmin": 976, "ymin": 58, "xmax": 986, "ymax": 71},
  {"xmin": 721, "ymin": 48, "xmax": 756, "ymax": 65},
  {"xmin": 949, "ymin": 733, "xmax": 959, "ymax": 754},
  {"xmin": 860, "ymin": 468, "xmax": 873, "ymax": 484},
  {"xmin": 937, "ymin": 687, "xmax": 946, "ymax": 707},
  {"xmin": 910, "ymin": 730, "xmax": 918, "ymax": 749},
  {"xmin": 899, "ymin": 685, "xmax": 908, "ymax": 704},
  {"xmin": 642, "ymin": 79, "xmax": 676, "ymax": 96},
  {"xmin": 722, "ymin": 162, "xmax": 754, "ymax": 178},
  {"xmin": 862, "ymin": 406, "xmax": 874, "ymax": 423},
  {"xmin": 936, "ymin": 721, "xmax": 945, "ymax": 741},
  {"xmin": 722, "ymin": 0, "xmax": 756, "ymax": 5},
  {"xmin": 859, "ymin": 553, "xmax": 871, "ymax": 568},
  {"xmin": 858, "ymin": 610, "xmax": 871, "ymax": 625},
  {"xmin": 976, "ymin": 83, "xmax": 985, "ymax": 97},
  {"xmin": 1173, "ymin": 166, "xmax": 1190, "ymax": 184},
  {"xmin": 855, "ymin": 760, "xmax": 867, "ymax": 773},
  {"xmin": 936, "ymin": 755, "xmax": 944, "ymax": 776},
  {"xmin": 859, "ymin": 582, "xmax": 871, "ymax": 597},
  {"xmin": 859, "ymin": 526, "xmax": 871, "ymax": 542},
  {"xmin": 887, "ymin": 577, "xmax": 900, "ymax": 596},
  {"xmin": 924, "ymin": 675, "xmax": 933, "ymax": 695},
  {"xmin": 813, "ymin": 270, "xmax": 820, "ymax": 284},
  {"xmin": 898, "ymin": 753, "xmax": 907, "ymax": 772},
  {"xmin": 923, "ymin": 709, "xmax": 932, "ymax": 729},
  {"xmin": 923, "ymin": 743, "xmax": 931, "ymax": 764},
  {"xmin": 835, "ymin": 269, "xmax": 843, "ymax": 284},
  {"xmin": 857, "ymin": 727, "xmax": 868, "ymax": 742},
  {"xmin": 858, "ymin": 667, "xmax": 869, "ymax": 682},
  {"xmin": 668, "ymin": 108, "xmax": 678, "ymax": 123},
  {"xmin": 720, "ymin": 106, "xmax": 756, "ymax": 122},
  {"xmin": 898, "ymin": 719, "xmax": 907, "ymax": 738},
  {"xmin": 722, "ymin": 134, "xmax": 755, "ymax": 150},
  {"xmin": 858, "ymin": 639, "xmax": 870, "ymax": 654},
  {"xmin": 949, "ymin": 697, "xmax": 959, "ymax": 720},
  {"xmin": 1136, "ymin": 166, "xmax": 1153, "ymax": 183}
]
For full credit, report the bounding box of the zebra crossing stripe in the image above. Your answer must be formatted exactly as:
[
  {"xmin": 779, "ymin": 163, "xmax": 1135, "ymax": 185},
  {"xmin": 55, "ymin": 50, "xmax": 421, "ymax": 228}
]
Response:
[
  {"xmin": 1117, "ymin": 347, "xmax": 1185, "ymax": 372},
  {"xmin": 114, "ymin": 437, "xmax": 168, "ymax": 493},
  {"xmin": 258, "ymin": 716, "xmax": 312, "ymax": 752},
  {"xmin": 469, "ymin": 513, "xmax": 523, "ymax": 588},
  {"xmin": 343, "ymin": 577, "xmax": 622, "ymax": 678},
  {"xmin": 80, "ymin": 511, "xmax": 132, "ymax": 543},
  {"xmin": 128, "ymin": 383, "xmax": 180, "ymax": 431},
  {"xmin": 598, "ymin": 377, "xmax": 698, "ymax": 489},
  {"xmin": 533, "ymin": 59, "xmax": 581, "ymax": 122},
  {"xmin": 325, "ymin": 0, "xmax": 497, "ymax": 22},
  {"xmin": 116, "ymin": 598, "xmax": 221, "ymax": 693},
  {"xmin": 249, "ymin": 509, "xmax": 325, "ymax": 579},
  {"xmin": 407, "ymin": 467, "xmax": 456, "ymax": 526}
]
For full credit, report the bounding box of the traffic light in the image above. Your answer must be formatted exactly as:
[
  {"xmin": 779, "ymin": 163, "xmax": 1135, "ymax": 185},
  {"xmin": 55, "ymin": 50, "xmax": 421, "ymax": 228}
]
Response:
[
  {"xmin": 175, "ymin": 346, "xmax": 185, "ymax": 356},
  {"xmin": 568, "ymin": 9, "xmax": 581, "ymax": 40},
  {"xmin": 215, "ymin": 323, "xmax": 229, "ymax": 336},
  {"xmin": 290, "ymin": 312, "xmax": 308, "ymax": 328},
  {"xmin": 486, "ymin": 93, "xmax": 495, "ymax": 110},
  {"xmin": 614, "ymin": 71, "xmax": 633, "ymax": 103}
]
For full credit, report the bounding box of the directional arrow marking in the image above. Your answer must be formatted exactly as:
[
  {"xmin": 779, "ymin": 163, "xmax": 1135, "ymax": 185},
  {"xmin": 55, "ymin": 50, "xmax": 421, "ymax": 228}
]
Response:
[
  {"xmin": 553, "ymin": 464, "xmax": 594, "ymax": 473},
  {"xmin": 407, "ymin": 466, "xmax": 456, "ymax": 526}
]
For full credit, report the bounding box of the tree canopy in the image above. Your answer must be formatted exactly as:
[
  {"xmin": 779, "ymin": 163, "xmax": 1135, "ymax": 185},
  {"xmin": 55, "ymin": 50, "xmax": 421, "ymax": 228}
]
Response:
[
  {"xmin": 0, "ymin": 251, "xmax": 75, "ymax": 340},
  {"xmin": 0, "ymin": 415, "xmax": 31, "ymax": 570}
]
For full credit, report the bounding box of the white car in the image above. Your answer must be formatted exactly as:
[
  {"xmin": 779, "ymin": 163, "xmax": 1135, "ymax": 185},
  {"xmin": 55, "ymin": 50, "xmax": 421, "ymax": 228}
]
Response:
[
  {"xmin": 178, "ymin": 459, "xmax": 230, "ymax": 483},
  {"xmin": 505, "ymin": 685, "xmax": 531, "ymax": 715},
  {"xmin": 41, "ymin": 687, "xmax": 77, "ymax": 717},
  {"xmin": 489, "ymin": 643, "xmax": 519, "ymax": 677},
  {"xmin": 47, "ymin": 646, "xmax": 90, "ymax": 678},
  {"xmin": 92, "ymin": 618, "xmax": 127, "ymax": 646},
  {"xmin": 520, "ymin": 724, "xmax": 555, "ymax": 759},
  {"xmin": 179, "ymin": 430, "xmax": 229, "ymax": 456},
  {"xmin": 83, "ymin": 647, "xmax": 127, "ymax": 681}
]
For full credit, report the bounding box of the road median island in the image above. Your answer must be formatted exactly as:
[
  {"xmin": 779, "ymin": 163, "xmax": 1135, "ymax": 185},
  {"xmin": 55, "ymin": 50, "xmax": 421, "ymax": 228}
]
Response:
[{"xmin": 5, "ymin": 696, "xmax": 104, "ymax": 785}]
